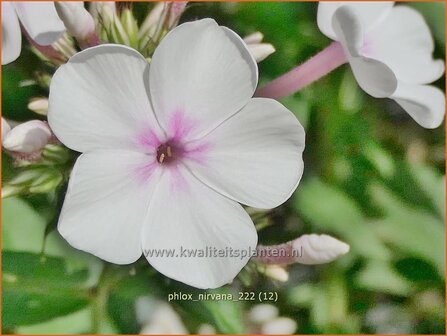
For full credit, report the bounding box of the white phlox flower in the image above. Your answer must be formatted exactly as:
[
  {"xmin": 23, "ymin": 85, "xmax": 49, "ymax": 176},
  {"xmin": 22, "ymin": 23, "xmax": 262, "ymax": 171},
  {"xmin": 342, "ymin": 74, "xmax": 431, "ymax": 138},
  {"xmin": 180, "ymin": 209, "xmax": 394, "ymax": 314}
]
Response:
[
  {"xmin": 318, "ymin": 1, "xmax": 445, "ymax": 128},
  {"xmin": 48, "ymin": 19, "xmax": 305, "ymax": 289},
  {"xmin": 2, "ymin": 1, "xmax": 65, "ymax": 64}
]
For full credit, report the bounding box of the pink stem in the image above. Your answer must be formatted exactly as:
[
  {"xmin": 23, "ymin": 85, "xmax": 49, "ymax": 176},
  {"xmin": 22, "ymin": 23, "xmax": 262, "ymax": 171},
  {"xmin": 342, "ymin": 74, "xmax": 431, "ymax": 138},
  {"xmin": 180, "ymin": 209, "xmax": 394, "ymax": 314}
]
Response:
[
  {"xmin": 79, "ymin": 32, "xmax": 101, "ymax": 49},
  {"xmin": 22, "ymin": 28, "xmax": 66, "ymax": 64},
  {"xmin": 255, "ymin": 41, "xmax": 348, "ymax": 99},
  {"xmin": 255, "ymin": 242, "xmax": 295, "ymax": 265}
]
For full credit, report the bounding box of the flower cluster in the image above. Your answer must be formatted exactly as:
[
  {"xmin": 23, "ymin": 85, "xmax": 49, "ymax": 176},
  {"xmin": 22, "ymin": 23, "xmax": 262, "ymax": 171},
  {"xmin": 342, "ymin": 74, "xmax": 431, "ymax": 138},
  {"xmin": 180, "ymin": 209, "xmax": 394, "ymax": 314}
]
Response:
[{"xmin": 1, "ymin": 2, "xmax": 444, "ymax": 290}]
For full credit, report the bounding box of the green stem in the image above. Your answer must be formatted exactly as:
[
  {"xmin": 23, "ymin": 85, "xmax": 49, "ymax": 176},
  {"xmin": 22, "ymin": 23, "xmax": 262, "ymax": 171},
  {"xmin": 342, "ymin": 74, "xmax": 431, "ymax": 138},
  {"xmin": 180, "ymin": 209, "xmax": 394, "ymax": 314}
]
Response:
[{"xmin": 91, "ymin": 264, "xmax": 113, "ymax": 333}]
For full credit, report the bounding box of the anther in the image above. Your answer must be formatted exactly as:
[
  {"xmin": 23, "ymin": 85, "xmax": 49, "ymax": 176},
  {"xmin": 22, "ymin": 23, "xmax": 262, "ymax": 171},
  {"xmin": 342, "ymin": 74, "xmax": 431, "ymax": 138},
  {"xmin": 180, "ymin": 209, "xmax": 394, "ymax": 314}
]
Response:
[{"xmin": 156, "ymin": 143, "xmax": 175, "ymax": 164}]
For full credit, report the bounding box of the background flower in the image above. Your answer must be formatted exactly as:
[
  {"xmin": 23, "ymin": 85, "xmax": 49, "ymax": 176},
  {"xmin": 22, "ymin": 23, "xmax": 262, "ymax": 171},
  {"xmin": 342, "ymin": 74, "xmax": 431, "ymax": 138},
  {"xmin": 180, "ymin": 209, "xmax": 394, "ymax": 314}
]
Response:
[
  {"xmin": 318, "ymin": 1, "xmax": 445, "ymax": 128},
  {"xmin": 1, "ymin": 1, "xmax": 65, "ymax": 64}
]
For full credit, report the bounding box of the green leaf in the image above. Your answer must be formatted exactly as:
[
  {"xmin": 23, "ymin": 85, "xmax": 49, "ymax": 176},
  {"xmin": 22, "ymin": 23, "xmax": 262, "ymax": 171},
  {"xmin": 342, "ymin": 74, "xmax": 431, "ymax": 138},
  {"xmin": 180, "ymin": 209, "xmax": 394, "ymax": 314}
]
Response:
[
  {"xmin": 108, "ymin": 272, "xmax": 152, "ymax": 334},
  {"xmin": 201, "ymin": 288, "xmax": 245, "ymax": 334},
  {"xmin": 2, "ymin": 197, "xmax": 101, "ymax": 274},
  {"xmin": 355, "ymin": 260, "xmax": 413, "ymax": 296},
  {"xmin": 410, "ymin": 164, "xmax": 445, "ymax": 220},
  {"xmin": 16, "ymin": 307, "xmax": 93, "ymax": 334},
  {"xmin": 370, "ymin": 184, "xmax": 445, "ymax": 277},
  {"xmin": 309, "ymin": 273, "xmax": 360, "ymax": 333},
  {"xmin": 338, "ymin": 69, "xmax": 363, "ymax": 114},
  {"xmin": 2, "ymin": 251, "xmax": 91, "ymax": 328},
  {"xmin": 292, "ymin": 178, "xmax": 390, "ymax": 260}
]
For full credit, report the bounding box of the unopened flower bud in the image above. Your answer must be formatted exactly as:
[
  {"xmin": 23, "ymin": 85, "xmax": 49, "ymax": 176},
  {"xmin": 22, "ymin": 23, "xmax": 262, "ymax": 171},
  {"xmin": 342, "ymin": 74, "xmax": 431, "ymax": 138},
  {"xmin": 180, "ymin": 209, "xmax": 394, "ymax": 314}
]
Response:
[
  {"xmin": 121, "ymin": 8, "xmax": 139, "ymax": 48},
  {"xmin": 168, "ymin": 2, "xmax": 188, "ymax": 28},
  {"xmin": 2, "ymin": 118, "xmax": 11, "ymax": 142},
  {"xmin": 3, "ymin": 120, "xmax": 52, "ymax": 153},
  {"xmin": 89, "ymin": 1, "xmax": 116, "ymax": 19},
  {"xmin": 28, "ymin": 97, "xmax": 49, "ymax": 115},
  {"xmin": 261, "ymin": 317, "xmax": 297, "ymax": 335},
  {"xmin": 55, "ymin": 2, "xmax": 99, "ymax": 48},
  {"xmin": 293, "ymin": 234, "xmax": 350, "ymax": 265},
  {"xmin": 244, "ymin": 32, "xmax": 275, "ymax": 62},
  {"xmin": 139, "ymin": 2, "xmax": 166, "ymax": 39},
  {"xmin": 256, "ymin": 234, "xmax": 349, "ymax": 266}
]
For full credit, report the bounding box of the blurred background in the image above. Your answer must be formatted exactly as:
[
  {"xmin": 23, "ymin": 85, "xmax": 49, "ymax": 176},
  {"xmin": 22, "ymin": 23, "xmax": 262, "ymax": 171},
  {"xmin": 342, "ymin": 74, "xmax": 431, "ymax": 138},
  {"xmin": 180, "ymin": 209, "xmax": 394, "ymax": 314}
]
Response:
[{"xmin": 2, "ymin": 2, "xmax": 445, "ymax": 334}]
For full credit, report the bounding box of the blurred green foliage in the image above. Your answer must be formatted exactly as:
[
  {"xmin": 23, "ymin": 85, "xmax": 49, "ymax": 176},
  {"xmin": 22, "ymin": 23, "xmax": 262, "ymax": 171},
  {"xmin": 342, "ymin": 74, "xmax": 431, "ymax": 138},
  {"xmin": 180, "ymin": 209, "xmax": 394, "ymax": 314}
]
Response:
[{"xmin": 2, "ymin": 2, "xmax": 445, "ymax": 334}]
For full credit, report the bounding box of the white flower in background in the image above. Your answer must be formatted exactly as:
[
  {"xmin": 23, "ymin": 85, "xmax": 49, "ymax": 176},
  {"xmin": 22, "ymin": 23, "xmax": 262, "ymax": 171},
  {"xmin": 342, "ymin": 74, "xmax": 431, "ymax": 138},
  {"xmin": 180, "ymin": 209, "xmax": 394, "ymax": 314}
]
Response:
[
  {"xmin": 197, "ymin": 324, "xmax": 217, "ymax": 334},
  {"xmin": 244, "ymin": 32, "xmax": 275, "ymax": 62},
  {"xmin": 261, "ymin": 317, "xmax": 297, "ymax": 335},
  {"xmin": 2, "ymin": 118, "xmax": 11, "ymax": 142},
  {"xmin": 248, "ymin": 304, "xmax": 297, "ymax": 334},
  {"xmin": 138, "ymin": 302, "xmax": 188, "ymax": 334},
  {"xmin": 318, "ymin": 2, "xmax": 445, "ymax": 129},
  {"xmin": 48, "ymin": 19, "xmax": 305, "ymax": 289},
  {"xmin": 1, "ymin": 1, "xmax": 65, "ymax": 64},
  {"xmin": 55, "ymin": 2, "xmax": 98, "ymax": 48},
  {"xmin": 2, "ymin": 120, "xmax": 52, "ymax": 153},
  {"xmin": 249, "ymin": 304, "xmax": 279, "ymax": 324}
]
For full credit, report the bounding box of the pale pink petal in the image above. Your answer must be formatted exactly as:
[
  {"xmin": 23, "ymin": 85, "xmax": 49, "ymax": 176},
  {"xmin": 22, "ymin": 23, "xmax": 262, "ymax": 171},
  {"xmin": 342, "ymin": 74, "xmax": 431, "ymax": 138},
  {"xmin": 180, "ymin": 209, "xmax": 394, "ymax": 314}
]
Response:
[
  {"xmin": 364, "ymin": 5, "xmax": 444, "ymax": 84},
  {"xmin": 332, "ymin": 6, "xmax": 397, "ymax": 98},
  {"xmin": 142, "ymin": 165, "xmax": 257, "ymax": 289},
  {"xmin": 13, "ymin": 1, "xmax": 65, "ymax": 45},
  {"xmin": 149, "ymin": 19, "xmax": 258, "ymax": 141},
  {"xmin": 392, "ymin": 83, "xmax": 445, "ymax": 129},
  {"xmin": 58, "ymin": 150, "xmax": 160, "ymax": 264},
  {"xmin": 318, "ymin": 1, "xmax": 394, "ymax": 40},
  {"xmin": 185, "ymin": 98, "xmax": 305, "ymax": 209},
  {"xmin": 48, "ymin": 44, "xmax": 162, "ymax": 152},
  {"xmin": 1, "ymin": 2, "xmax": 21, "ymax": 64}
]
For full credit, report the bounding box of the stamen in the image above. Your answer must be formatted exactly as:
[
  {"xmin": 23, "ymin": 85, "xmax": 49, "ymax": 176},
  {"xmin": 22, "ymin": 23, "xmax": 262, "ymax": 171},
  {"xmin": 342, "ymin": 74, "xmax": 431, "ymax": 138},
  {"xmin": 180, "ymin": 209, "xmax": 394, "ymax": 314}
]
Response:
[{"xmin": 156, "ymin": 143, "xmax": 176, "ymax": 164}]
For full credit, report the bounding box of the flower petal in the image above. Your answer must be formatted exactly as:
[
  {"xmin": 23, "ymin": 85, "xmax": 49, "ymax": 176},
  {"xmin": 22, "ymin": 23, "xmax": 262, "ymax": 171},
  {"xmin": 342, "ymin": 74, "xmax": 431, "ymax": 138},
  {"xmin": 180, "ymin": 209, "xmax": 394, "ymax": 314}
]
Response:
[
  {"xmin": 318, "ymin": 1, "xmax": 394, "ymax": 40},
  {"xmin": 185, "ymin": 98, "xmax": 305, "ymax": 209},
  {"xmin": 2, "ymin": 120, "xmax": 51, "ymax": 153},
  {"xmin": 1, "ymin": 2, "xmax": 21, "ymax": 64},
  {"xmin": 48, "ymin": 44, "xmax": 161, "ymax": 152},
  {"xmin": 331, "ymin": 6, "xmax": 397, "ymax": 98},
  {"xmin": 142, "ymin": 166, "xmax": 257, "ymax": 289},
  {"xmin": 349, "ymin": 56, "xmax": 397, "ymax": 98},
  {"xmin": 392, "ymin": 83, "xmax": 445, "ymax": 129},
  {"xmin": 149, "ymin": 19, "xmax": 258, "ymax": 141},
  {"xmin": 58, "ymin": 150, "xmax": 160, "ymax": 264},
  {"xmin": 364, "ymin": 5, "xmax": 444, "ymax": 84},
  {"xmin": 332, "ymin": 6, "xmax": 363, "ymax": 56},
  {"xmin": 13, "ymin": 1, "xmax": 65, "ymax": 45}
]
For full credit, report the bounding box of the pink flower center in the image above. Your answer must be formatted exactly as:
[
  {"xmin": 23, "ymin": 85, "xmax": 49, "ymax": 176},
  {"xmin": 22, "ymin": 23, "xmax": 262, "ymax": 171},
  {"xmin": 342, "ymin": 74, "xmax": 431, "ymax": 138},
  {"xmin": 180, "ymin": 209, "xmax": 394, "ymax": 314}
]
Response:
[{"xmin": 156, "ymin": 141, "xmax": 184, "ymax": 165}]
